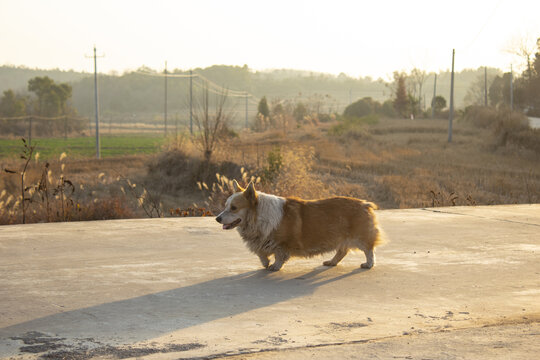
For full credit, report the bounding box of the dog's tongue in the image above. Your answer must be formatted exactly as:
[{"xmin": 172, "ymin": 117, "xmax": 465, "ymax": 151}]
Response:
[{"xmin": 222, "ymin": 224, "xmax": 230, "ymax": 230}]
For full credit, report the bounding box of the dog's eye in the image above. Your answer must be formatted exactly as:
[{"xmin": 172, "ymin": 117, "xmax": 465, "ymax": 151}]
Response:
[{"xmin": 230, "ymin": 205, "xmax": 237, "ymax": 211}]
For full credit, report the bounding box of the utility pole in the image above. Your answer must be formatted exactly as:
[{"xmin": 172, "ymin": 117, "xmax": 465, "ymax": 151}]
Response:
[
  {"xmin": 510, "ymin": 64, "xmax": 514, "ymax": 111},
  {"xmin": 28, "ymin": 116, "xmax": 33, "ymax": 146},
  {"xmin": 245, "ymin": 93, "xmax": 248, "ymax": 129},
  {"xmin": 448, "ymin": 49, "xmax": 455, "ymax": 143},
  {"xmin": 86, "ymin": 46, "xmax": 104, "ymax": 159},
  {"xmin": 189, "ymin": 69, "xmax": 193, "ymax": 134},
  {"xmin": 164, "ymin": 61, "xmax": 168, "ymax": 137},
  {"xmin": 484, "ymin": 66, "xmax": 488, "ymax": 107},
  {"xmin": 431, "ymin": 74, "xmax": 437, "ymax": 119},
  {"xmin": 175, "ymin": 112, "xmax": 178, "ymax": 147}
]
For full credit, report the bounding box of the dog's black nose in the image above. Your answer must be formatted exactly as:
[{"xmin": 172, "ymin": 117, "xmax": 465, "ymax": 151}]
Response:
[{"xmin": 216, "ymin": 216, "xmax": 222, "ymax": 223}]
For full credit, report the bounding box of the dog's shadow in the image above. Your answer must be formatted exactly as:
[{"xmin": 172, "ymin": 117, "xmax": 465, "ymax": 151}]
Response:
[{"xmin": 1, "ymin": 266, "xmax": 368, "ymax": 348}]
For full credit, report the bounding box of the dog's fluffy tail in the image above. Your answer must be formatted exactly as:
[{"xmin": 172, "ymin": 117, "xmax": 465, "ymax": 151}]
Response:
[
  {"xmin": 364, "ymin": 201, "xmax": 387, "ymax": 248},
  {"xmin": 365, "ymin": 201, "xmax": 378, "ymax": 210},
  {"xmin": 373, "ymin": 227, "xmax": 388, "ymax": 247}
]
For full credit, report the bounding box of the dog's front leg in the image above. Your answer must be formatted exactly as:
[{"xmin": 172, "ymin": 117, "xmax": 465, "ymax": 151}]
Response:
[
  {"xmin": 268, "ymin": 248, "xmax": 289, "ymax": 271},
  {"xmin": 257, "ymin": 253, "xmax": 270, "ymax": 269}
]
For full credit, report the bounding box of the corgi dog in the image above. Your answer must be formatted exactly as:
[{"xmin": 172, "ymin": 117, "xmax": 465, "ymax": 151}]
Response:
[{"xmin": 216, "ymin": 180, "xmax": 383, "ymax": 271}]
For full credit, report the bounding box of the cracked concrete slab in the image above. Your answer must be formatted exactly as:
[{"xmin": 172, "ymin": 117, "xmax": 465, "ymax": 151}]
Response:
[{"xmin": 0, "ymin": 204, "xmax": 539, "ymax": 359}]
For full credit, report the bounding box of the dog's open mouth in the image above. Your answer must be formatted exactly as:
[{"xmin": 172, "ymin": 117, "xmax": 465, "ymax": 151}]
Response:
[{"xmin": 223, "ymin": 218, "xmax": 241, "ymax": 230}]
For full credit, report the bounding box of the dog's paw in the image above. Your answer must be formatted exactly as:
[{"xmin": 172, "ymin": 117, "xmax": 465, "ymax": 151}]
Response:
[
  {"xmin": 323, "ymin": 260, "xmax": 337, "ymax": 266},
  {"xmin": 361, "ymin": 262, "xmax": 373, "ymax": 269},
  {"xmin": 267, "ymin": 264, "xmax": 281, "ymax": 271}
]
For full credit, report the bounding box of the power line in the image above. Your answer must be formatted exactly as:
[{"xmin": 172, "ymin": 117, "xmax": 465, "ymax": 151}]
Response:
[
  {"xmin": 136, "ymin": 68, "xmax": 257, "ymax": 97},
  {"xmin": 134, "ymin": 70, "xmax": 196, "ymax": 78},
  {"xmin": 135, "ymin": 68, "xmax": 259, "ymax": 99},
  {"xmin": 195, "ymin": 72, "xmax": 250, "ymax": 96},
  {"xmin": 464, "ymin": 0, "xmax": 502, "ymax": 50},
  {"xmin": 192, "ymin": 78, "xmax": 250, "ymax": 98}
]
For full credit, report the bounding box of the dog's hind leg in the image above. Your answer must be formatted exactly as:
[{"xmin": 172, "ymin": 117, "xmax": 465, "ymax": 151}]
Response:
[
  {"xmin": 323, "ymin": 247, "xmax": 348, "ymax": 266},
  {"xmin": 361, "ymin": 248, "xmax": 375, "ymax": 269},
  {"xmin": 268, "ymin": 248, "xmax": 290, "ymax": 271},
  {"xmin": 257, "ymin": 253, "xmax": 270, "ymax": 269}
]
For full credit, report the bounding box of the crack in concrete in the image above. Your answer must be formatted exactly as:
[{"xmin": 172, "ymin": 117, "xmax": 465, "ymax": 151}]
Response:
[
  {"xmin": 420, "ymin": 208, "xmax": 540, "ymax": 227},
  {"xmin": 181, "ymin": 318, "xmax": 539, "ymax": 360}
]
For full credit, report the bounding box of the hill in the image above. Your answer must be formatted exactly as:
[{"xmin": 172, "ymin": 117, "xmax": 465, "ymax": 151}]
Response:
[{"xmin": 1, "ymin": 65, "xmax": 503, "ymax": 126}]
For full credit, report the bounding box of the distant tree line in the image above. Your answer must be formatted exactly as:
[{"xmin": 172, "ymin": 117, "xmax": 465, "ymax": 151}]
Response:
[
  {"xmin": 1, "ymin": 65, "xmax": 502, "ymax": 123},
  {"xmin": 0, "ymin": 76, "xmax": 83, "ymax": 136}
]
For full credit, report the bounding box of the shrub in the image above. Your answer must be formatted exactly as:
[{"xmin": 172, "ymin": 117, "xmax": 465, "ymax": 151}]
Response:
[
  {"xmin": 461, "ymin": 106, "xmax": 499, "ymax": 128},
  {"xmin": 318, "ymin": 113, "xmax": 336, "ymax": 123},
  {"xmin": 261, "ymin": 146, "xmax": 283, "ymax": 182},
  {"xmin": 268, "ymin": 147, "xmax": 330, "ymax": 199},
  {"xmin": 146, "ymin": 149, "xmax": 243, "ymax": 194},
  {"xmin": 343, "ymin": 97, "xmax": 380, "ymax": 118},
  {"xmin": 492, "ymin": 111, "xmax": 529, "ymax": 145},
  {"xmin": 329, "ymin": 114, "xmax": 378, "ymax": 138},
  {"xmin": 461, "ymin": 105, "xmax": 539, "ymax": 153},
  {"xmin": 505, "ymin": 128, "xmax": 540, "ymax": 154},
  {"xmin": 77, "ymin": 197, "xmax": 135, "ymax": 221},
  {"xmin": 380, "ymin": 100, "xmax": 397, "ymax": 118}
]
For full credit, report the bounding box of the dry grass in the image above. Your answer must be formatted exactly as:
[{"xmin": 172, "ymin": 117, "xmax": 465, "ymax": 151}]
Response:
[
  {"xmin": 315, "ymin": 117, "xmax": 539, "ymax": 208},
  {"xmin": 145, "ymin": 115, "xmax": 539, "ymax": 211},
  {"xmin": 0, "ymin": 151, "xmax": 152, "ymax": 225},
  {"xmin": 2, "ymin": 112, "xmax": 538, "ymax": 224}
]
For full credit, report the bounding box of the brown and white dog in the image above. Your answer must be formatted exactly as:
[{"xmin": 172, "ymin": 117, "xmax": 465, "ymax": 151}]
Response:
[{"xmin": 216, "ymin": 180, "xmax": 383, "ymax": 271}]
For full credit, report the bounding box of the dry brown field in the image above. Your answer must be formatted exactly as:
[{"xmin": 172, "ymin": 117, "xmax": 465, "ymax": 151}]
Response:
[{"xmin": 1, "ymin": 116, "xmax": 539, "ymax": 224}]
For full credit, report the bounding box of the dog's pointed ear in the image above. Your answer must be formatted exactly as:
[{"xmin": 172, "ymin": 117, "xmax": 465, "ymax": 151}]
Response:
[
  {"xmin": 243, "ymin": 181, "xmax": 258, "ymax": 203},
  {"xmin": 233, "ymin": 179, "xmax": 245, "ymax": 193}
]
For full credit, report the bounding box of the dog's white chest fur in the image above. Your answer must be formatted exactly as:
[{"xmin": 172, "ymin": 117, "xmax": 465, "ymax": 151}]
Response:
[{"xmin": 237, "ymin": 192, "xmax": 285, "ymax": 252}]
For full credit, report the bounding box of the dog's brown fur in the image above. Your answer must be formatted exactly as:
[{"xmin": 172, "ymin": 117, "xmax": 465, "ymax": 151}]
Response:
[{"xmin": 216, "ymin": 181, "xmax": 383, "ymax": 271}]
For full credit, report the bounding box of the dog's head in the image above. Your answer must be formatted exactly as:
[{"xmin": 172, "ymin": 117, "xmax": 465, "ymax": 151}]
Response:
[{"xmin": 215, "ymin": 180, "xmax": 258, "ymax": 230}]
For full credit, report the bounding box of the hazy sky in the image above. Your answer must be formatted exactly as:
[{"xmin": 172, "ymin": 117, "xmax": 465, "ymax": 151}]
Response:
[{"xmin": 1, "ymin": 0, "xmax": 539, "ymax": 79}]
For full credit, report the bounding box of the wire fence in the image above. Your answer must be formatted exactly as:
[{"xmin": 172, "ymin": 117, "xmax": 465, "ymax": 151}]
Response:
[
  {"xmin": 0, "ymin": 115, "xmax": 89, "ymax": 144},
  {"xmin": 0, "ymin": 68, "xmax": 373, "ymax": 160}
]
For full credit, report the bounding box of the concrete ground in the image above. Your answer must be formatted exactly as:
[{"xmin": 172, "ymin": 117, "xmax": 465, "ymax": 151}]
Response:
[{"xmin": 0, "ymin": 204, "xmax": 539, "ymax": 360}]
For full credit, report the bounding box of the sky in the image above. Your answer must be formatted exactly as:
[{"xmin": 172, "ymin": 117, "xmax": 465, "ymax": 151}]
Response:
[{"xmin": 1, "ymin": 0, "xmax": 540, "ymax": 80}]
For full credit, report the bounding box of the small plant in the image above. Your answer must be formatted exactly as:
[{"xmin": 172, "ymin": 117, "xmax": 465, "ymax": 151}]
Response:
[
  {"xmin": 53, "ymin": 153, "xmax": 75, "ymax": 221},
  {"xmin": 428, "ymin": 191, "xmax": 476, "ymax": 207},
  {"xmin": 119, "ymin": 176, "xmax": 163, "ymax": 218},
  {"xmin": 4, "ymin": 138, "xmax": 35, "ymax": 224},
  {"xmin": 198, "ymin": 169, "xmax": 260, "ymax": 213},
  {"xmin": 35, "ymin": 162, "xmax": 52, "ymax": 221},
  {"xmin": 169, "ymin": 206, "xmax": 213, "ymax": 217},
  {"xmin": 429, "ymin": 190, "xmax": 458, "ymax": 207}
]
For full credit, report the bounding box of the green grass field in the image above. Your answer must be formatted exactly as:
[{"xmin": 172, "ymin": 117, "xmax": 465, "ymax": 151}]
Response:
[{"xmin": 0, "ymin": 135, "xmax": 166, "ymax": 159}]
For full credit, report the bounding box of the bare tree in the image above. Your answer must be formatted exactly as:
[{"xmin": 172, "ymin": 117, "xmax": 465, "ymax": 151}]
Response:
[
  {"xmin": 193, "ymin": 82, "xmax": 230, "ymax": 162},
  {"xmin": 409, "ymin": 68, "xmax": 427, "ymax": 111},
  {"xmin": 464, "ymin": 69, "xmax": 501, "ymax": 106},
  {"xmin": 504, "ymin": 34, "xmax": 538, "ymax": 79}
]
